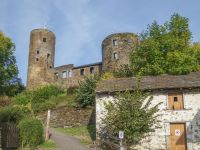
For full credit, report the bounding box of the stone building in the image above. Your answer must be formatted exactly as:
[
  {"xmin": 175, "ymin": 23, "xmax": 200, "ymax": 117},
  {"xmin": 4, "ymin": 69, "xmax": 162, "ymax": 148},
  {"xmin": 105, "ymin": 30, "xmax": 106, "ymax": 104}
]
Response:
[
  {"xmin": 96, "ymin": 71, "xmax": 200, "ymax": 150},
  {"xmin": 26, "ymin": 28, "xmax": 138, "ymax": 89}
]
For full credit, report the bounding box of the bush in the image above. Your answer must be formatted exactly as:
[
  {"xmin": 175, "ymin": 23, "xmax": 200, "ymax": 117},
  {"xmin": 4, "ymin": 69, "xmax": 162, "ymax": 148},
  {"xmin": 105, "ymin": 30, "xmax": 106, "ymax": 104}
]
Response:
[
  {"xmin": 0, "ymin": 106, "xmax": 31, "ymax": 123},
  {"xmin": 76, "ymin": 76, "xmax": 99, "ymax": 108},
  {"xmin": 14, "ymin": 85, "xmax": 64, "ymax": 112},
  {"xmin": 17, "ymin": 117, "xmax": 44, "ymax": 148}
]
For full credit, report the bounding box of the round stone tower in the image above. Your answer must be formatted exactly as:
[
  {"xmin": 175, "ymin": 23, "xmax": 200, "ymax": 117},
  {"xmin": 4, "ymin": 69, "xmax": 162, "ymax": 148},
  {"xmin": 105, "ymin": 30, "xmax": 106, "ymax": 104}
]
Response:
[
  {"xmin": 27, "ymin": 28, "xmax": 56, "ymax": 89},
  {"xmin": 102, "ymin": 32, "xmax": 139, "ymax": 72}
]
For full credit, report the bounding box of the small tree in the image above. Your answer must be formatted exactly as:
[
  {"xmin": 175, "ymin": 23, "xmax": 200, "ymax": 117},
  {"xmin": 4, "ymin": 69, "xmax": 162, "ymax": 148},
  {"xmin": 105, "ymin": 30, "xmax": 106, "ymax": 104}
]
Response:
[
  {"xmin": 76, "ymin": 75, "xmax": 99, "ymax": 108},
  {"xmin": 101, "ymin": 86, "xmax": 161, "ymax": 148}
]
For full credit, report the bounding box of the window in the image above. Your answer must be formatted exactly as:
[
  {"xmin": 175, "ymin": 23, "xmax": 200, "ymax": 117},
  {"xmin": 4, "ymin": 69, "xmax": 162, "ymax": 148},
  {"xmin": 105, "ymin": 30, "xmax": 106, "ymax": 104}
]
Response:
[
  {"xmin": 43, "ymin": 37, "xmax": 47, "ymax": 42},
  {"xmin": 36, "ymin": 58, "xmax": 39, "ymax": 61},
  {"xmin": 113, "ymin": 52, "xmax": 118, "ymax": 60},
  {"xmin": 168, "ymin": 93, "xmax": 184, "ymax": 110},
  {"xmin": 90, "ymin": 67, "xmax": 95, "ymax": 74},
  {"xmin": 47, "ymin": 53, "xmax": 50, "ymax": 58},
  {"xmin": 68, "ymin": 70, "xmax": 72, "ymax": 78},
  {"xmin": 112, "ymin": 39, "xmax": 118, "ymax": 46},
  {"xmin": 80, "ymin": 69, "xmax": 85, "ymax": 76},
  {"xmin": 62, "ymin": 71, "xmax": 67, "ymax": 78},
  {"xmin": 37, "ymin": 50, "xmax": 39, "ymax": 54}
]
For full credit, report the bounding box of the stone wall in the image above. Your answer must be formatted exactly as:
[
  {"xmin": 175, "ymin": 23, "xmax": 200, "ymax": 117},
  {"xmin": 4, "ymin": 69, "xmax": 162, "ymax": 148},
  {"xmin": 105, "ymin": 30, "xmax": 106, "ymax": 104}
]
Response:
[
  {"xmin": 102, "ymin": 33, "xmax": 139, "ymax": 72},
  {"xmin": 37, "ymin": 106, "xmax": 95, "ymax": 128},
  {"xmin": 54, "ymin": 63, "xmax": 102, "ymax": 88},
  {"xmin": 27, "ymin": 29, "xmax": 55, "ymax": 89},
  {"xmin": 96, "ymin": 89, "xmax": 200, "ymax": 150}
]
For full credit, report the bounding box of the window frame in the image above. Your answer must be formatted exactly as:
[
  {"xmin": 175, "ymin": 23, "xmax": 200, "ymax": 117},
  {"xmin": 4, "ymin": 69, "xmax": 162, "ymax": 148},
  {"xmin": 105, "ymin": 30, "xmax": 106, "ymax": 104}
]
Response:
[{"xmin": 167, "ymin": 92, "xmax": 184, "ymax": 110}]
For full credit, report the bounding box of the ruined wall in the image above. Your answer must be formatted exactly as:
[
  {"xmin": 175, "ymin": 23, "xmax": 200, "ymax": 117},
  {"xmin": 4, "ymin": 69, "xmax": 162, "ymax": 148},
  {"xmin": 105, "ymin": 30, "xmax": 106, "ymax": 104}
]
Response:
[
  {"xmin": 27, "ymin": 29, "xmax": 55, "ymax": 89},
  {"xmin": 54, "ymin": 63, "xmax": 102, "ymax": 88},
  {"xmin": 96, "ymin": 89, "xmax": 200, "ymax": 150},
  {"xmin": 102, "ymin": 33, "xmax": 139, "ymax": 72}
]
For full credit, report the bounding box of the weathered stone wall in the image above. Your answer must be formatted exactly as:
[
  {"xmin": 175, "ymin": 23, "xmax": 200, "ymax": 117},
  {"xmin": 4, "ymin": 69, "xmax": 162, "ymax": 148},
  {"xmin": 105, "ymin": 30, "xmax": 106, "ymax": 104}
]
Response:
[
  {"xmin": 37, "ymin": 106, "xmax": 95, "ymax": 128},
  {"xmin": 96, "ymin": 89, "xmax": 200, "ymax": 150},
  {"xmin": 54, "ymin": 63, "xmax": 102, "ymax": 88},
  {"xmin": 27, "ymin": 29, "xmax": 55, "ymax": 89},
  {"xmin": 102, "ymin": 33, "xmax": 139, "ymax": 72}
]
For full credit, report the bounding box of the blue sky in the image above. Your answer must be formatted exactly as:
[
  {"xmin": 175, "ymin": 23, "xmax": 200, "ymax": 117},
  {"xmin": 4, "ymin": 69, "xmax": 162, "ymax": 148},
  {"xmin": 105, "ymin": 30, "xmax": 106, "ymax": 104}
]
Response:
[{"xmin": 0, "ymin": 0, "xmax": 200, "ymax": 84}]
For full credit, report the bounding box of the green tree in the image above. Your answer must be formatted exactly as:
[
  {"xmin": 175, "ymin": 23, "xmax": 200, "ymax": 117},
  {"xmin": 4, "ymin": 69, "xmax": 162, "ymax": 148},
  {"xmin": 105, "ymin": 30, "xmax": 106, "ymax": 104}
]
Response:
[
  {"xmin": 102, "ymin": 89, "xmax": 160, "ymax": 146},
  {"xmin": 101, "ymin": 88, "xmax": 161, "ymax": 148},
  {"xmin": 76, "ymin": 75, "xmax": 99, "ymax": 108},
  {"xmin": 126, "ymin": 13, "xmax": 200, "ymax": 76},
  {"xmin": 0, "ymin": 32, "xmax": 18, "ymax": 95}
]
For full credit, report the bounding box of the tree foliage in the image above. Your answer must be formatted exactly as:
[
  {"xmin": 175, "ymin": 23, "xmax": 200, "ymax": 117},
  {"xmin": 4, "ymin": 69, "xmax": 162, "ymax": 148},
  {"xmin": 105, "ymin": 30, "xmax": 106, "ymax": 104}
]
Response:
[
  {"xmin": 101, "ymin": 88, "xmax": 161, "ymax": 148},
  {"xmin": 116, "ymin": 13, "xmax": 200, "ymax": 77},
  {"xmin": 76, "ymin": 75, "xmax": 99, "ymax": 108},
  {"xmin": 0, "ymin": 32, "xmax": 18, "ymax": 95}
]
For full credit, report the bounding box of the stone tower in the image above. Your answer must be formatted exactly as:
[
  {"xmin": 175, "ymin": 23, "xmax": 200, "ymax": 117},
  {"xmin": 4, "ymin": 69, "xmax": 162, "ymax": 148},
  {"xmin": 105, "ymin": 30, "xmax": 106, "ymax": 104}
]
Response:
[
  {"xmin": 102, "ymin": 33, "xmax": 139, "ymax": 72},
  {"xmin": 27, "ymin": 28, "xmax": 56, "ymax": 89}
]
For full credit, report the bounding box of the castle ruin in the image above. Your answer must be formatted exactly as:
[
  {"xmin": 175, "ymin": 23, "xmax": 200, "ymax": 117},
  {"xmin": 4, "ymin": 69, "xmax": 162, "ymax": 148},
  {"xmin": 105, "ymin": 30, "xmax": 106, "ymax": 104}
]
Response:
[{"xmin": 27, "ymin": 28, "xmax": 139, "ymax": 89}]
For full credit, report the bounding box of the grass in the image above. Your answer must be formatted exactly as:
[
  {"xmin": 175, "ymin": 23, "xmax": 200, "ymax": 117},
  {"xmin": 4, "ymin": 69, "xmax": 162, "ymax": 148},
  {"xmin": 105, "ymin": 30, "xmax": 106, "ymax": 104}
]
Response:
[
  {"xmin": 38, "ymin": 140, "xmax": 57, "ymax": 149},
  {"xmin": 17, "ymin": 140, "xmax": 57, "ymax": 150},
  {"xmin": 55, "ymin": 125, "xmax": 96, "ymax": 145}
]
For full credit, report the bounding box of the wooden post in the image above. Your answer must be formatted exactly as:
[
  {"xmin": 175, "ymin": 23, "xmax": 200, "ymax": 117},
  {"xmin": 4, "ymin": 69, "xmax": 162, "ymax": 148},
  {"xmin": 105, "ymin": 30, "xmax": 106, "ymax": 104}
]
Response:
[{"xmin": 45, "ymin": 109, "xmax": 51, "ymax": 140}]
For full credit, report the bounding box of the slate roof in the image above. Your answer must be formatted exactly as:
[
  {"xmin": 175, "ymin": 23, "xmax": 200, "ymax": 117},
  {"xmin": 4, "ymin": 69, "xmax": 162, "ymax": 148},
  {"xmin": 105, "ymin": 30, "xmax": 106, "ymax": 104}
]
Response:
[{"xmin": 96, "ymin": 71, "xmax": 200, "ymax": 93}]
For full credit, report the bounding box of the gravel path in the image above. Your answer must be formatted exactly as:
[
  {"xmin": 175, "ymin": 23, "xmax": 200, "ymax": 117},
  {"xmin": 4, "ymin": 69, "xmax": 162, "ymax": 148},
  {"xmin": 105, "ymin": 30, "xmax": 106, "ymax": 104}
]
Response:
[{"xmin": 50, "ymin": 128, "xmax": 93, "ymax": 150}]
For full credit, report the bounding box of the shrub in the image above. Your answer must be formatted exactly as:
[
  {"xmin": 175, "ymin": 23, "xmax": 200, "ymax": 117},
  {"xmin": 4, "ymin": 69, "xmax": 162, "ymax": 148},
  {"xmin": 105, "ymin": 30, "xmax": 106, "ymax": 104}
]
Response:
[
  {"xmin": 0, "ymin": 106, "xmax": 31, "ymax": 123},
  {"xmin": 14, "ymin": 85, "xmax": 64, "ymax": 112},
  {"xmin": 76, "ymin": 76, "xmax": 99, "ymax": 108},
  {"xmin": 17, "ymin": 117, "xmax": 44, "ymax": 148}
]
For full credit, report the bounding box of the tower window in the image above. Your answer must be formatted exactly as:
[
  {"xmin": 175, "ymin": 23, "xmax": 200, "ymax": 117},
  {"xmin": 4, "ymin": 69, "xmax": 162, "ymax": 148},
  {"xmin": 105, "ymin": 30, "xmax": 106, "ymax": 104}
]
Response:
[
  {"xmin": 80, "ymin": 69, "xmax": 85, "ymax": 76},
  {"xmin": 112, "ymin": 39, "xmax": 118, "ymax": 46},
  {"xmin": 90, "ymin": 67, "xmax": 95, "ymax": 74},
  {"xmin": 37, "ymin": 50, "xmax": 39, "ymax": 54},
  {"xmin": 47, "ymin": 53, "xmax": 50, "ymax": 58},
  {"xmin": 62, "ymin": 71, "xmax": 67, "ymax": 78},
  {"xmin": 43, "ymin": 37, "xmax": 47, "ymax": 42},
  {"xmin": 113, "ymin": 52, "xmax": 118, "ymax": 60},
  {"xmin": 36, "ymin": 58, "xmax": 39, "ymax": 61}
]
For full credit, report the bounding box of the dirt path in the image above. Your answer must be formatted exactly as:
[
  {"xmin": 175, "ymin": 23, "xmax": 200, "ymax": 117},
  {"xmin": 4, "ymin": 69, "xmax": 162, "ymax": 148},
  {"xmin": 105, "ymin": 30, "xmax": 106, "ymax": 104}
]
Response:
[{"xmin": 50, "ymin": 128, "xmax": 94, "ymax": 150}]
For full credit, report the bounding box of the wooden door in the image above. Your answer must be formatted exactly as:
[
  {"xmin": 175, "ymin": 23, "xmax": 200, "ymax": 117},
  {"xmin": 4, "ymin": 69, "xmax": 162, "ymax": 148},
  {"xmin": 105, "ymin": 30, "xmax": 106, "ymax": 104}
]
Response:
[{"xmin": 170, "ymin": 123, "xmax": 187, "ymax": 150}]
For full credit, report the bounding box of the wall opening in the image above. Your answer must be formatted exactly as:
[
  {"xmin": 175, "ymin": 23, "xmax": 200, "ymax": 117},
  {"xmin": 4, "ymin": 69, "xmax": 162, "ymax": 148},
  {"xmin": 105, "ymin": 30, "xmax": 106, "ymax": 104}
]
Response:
[
  {"xmin": 113, "ymin": 52, "xmax": 118, "ymax": 60},
  {"xmin": 62, "ymin": 71, "xmax": 67, "ymax": 78},
  {"xmin": 37, "ymin": 50, "xmax": 39, "ymax": 54},
  {"xmin": 68, "ymin": 70, "xmax": 72, "ymax": 78},
  {"xmin": 80, "ymin": 69, "xmax": 85, "ymax": 76},
  {"xmin": 43, "ymin": 37, "xmax": 47, "ymax": 42},
  {"xmin": 90, "ymin": 67, "xmax": 95, "ymax": 74},
  {"xmin": 112, "ymin": 39, "xmax": 118, "ymax": 46}
]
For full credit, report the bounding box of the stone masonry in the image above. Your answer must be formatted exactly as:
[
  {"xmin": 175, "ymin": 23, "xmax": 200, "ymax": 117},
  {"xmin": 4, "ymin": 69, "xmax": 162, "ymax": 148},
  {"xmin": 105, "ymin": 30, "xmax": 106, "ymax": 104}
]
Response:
[
  {"xmin": 26, "ymin": 28, "xmax": 139, "ymax": 89},
  {"xmin": 96, "ymin": 72, "xmax": 200, "ymax": 150}
]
